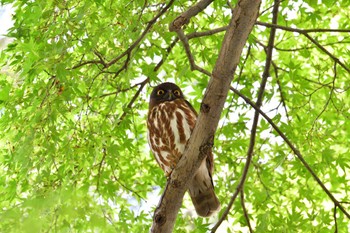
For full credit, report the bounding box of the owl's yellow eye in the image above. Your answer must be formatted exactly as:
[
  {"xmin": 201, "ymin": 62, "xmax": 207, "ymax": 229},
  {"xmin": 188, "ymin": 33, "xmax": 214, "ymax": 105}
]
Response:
[
  {"xmin": 173, "ymin": 90, "xmax": 181, "ymax": 96},
  {"xmin": 157, "ymin": 89, "xmax": 165, "ymax": 95}
]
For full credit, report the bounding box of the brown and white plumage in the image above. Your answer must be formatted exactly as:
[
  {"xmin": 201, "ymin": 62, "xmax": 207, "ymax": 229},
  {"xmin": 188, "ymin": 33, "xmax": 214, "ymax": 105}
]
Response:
[{"xmin": 147, "ymin": 82, "xmax": 220, "ymax": 217}]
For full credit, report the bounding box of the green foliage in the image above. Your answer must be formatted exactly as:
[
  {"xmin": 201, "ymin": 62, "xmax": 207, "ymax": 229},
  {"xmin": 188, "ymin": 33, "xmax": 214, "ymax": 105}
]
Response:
[{"xmin": 1, "ymin": 0, "xmax": 350, "ymax": 232}]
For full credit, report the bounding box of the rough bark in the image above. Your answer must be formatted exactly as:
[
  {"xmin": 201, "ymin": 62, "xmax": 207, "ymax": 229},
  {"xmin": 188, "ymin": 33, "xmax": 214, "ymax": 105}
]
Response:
[{"xmin": 151, "ymin": 1, "xmax": 261, "ymax": 232}]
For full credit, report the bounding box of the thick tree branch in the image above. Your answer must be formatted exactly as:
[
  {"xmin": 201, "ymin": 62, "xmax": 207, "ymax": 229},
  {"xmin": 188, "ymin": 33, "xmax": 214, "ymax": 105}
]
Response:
[
  {"xmin": 169, "ymin": 0, "xmax": 214, "ymax": 32},
  {"xmin": 151, "ymin": 0, "xmax": 261, "ymax": 232},
  {"xmin": 230, "ymin": 87, "xmax": 350, "ymax": 219}
]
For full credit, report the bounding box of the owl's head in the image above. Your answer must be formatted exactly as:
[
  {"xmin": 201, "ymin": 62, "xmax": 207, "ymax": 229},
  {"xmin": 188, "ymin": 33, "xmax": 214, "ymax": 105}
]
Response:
[{"xmin": 149, "ymin": 82, "xmax": 184, "ymax": 110}]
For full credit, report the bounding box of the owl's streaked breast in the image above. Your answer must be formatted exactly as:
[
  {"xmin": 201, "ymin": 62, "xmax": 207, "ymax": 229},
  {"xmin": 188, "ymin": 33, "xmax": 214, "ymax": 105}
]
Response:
[{"xmin": 147, "ymin": 99, "xmax": 197, "ymax": 176}]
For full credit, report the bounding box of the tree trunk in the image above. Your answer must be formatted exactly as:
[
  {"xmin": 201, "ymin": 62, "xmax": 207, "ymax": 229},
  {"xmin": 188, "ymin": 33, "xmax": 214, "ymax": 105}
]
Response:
[{"xmin": 151, "ymin": 0, "xmax": 261, "ymax": 232}]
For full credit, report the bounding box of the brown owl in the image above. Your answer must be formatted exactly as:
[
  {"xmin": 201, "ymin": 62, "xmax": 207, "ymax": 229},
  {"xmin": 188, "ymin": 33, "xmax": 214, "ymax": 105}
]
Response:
[{"xmin": 147, "ymin": 82, "xmax": 220, "ymax": 217}]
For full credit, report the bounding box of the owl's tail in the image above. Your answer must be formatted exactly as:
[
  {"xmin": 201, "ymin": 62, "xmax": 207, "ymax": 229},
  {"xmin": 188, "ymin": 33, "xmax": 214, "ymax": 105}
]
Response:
[{"xmin": 188, "ymin": 161, "xmax": 220, "ymax": 217}]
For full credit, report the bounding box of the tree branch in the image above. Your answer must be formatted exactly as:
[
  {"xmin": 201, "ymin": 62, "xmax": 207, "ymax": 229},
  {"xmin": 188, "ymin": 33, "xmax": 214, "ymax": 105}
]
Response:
[
  {"xmin": 256, "ymin": 39, "xmax": 290, "ymax": 120},
  {"xmin": 151, "ymin": 0, "xmax": 261, "ymax": 232},
  {"xmin": 272, "ymin": 61, "xmax": 290, "ymax": 119},
  {"xmin": 230, "ymin": 87, "xmax": 350, "ymax": 220},
  {"xmin": 71, "ymin": 0, "xmax": 175, "ymax": 72},
  {"xmin": 177, "ymin": 29, "xmax": 211, "ymax": 76},
  {"xmin": 240, "ymin": 190, "xmax": 253, "ymax": 233},
  {"xmin": 102, "ymin": 35, "xmax": 178, "ymax": 121},
  {"xmin": 310, "ymin": 63, "xmax": 337, "ymax": 132},
  {"xmin": 212, "ymin": 1, "xmax": 279, "ymax": 231},
  {"xmin": 169, "ymin": 0, "xmax": 214, "ymax": 32},
  {"xmin": 187, "ymin": 26, "xmax": 228, "ymax": 39},
  {"xmin": 107, "ymin": 0, "xmax": 175, "ymax": 67},
  {"xmin": 256, "ymin": 21, "xmax": 350, "ymax": 74},
  {"xmin": 99, "ymin": 79, "xmax": 147, "ymax": 98},
  {"xmin": 334, "ymin": 204, "xmax": 338, "ymax": 233},
  {"xmin": 168, "ymin": 0, "xmax": 214, "ymax": 77},
  {"xmin": 117, "ymin": 78, "xmax": 149, "ymax": 125},
  {"xmin": 256, "ymin": 21, "xmax": 350, "ymax": 33}
]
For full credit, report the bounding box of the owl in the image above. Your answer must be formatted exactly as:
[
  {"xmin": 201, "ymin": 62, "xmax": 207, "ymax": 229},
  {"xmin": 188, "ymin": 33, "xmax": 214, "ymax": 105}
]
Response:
[{"xmin": 147, "ymin": 82, "xmax": 220, "ymax": 217}]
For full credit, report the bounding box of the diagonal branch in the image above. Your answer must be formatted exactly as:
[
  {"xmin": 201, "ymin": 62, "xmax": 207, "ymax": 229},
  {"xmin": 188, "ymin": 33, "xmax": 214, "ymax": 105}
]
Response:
[
  {"xmin": 184, "ymin": 21, "xmax": 350, "ymax": 74},
  {"xmin": 71, "ymin": 0, "xmax": 175, "ymax": 71},
  {"xmin": 212, "ymin": 1, "xmax": 280, "ymax": 231},
  {"xmin": 151, "ymin": 0, "xmax": 261, "ymax": 232},
  {"xmin": 240, "ymin": 190, "xmax": 253, "ymax": 233},
  {"xmin": 230, "ymin": 86, "xmax": 350, "ymax": 219},
  {"xmin": 117, "ymin": 78, "xmax": 149, "ymax": 125},
  {"xmin": 169, "ymin": 0, "xmax": 214, "ymax": 32},
  {"xmin": 168, "ymin": 0, "xmax": 214, "ymax": 77},
  {"xmin": 106, "ymin": 0, "xmax": 175, "ymax": 68},
  {"xmin": 256, "ymin": 21, "xmax": 350, "ymax": 74},
  {"xmin": 310, "ymin": 62, "xmax": 337, "ymax": 132},
  {"xmin": 256, "ymin": 22, "xmax": 350, "ymax": 33},
  {"xmin": 176, "ymin": 29, "xmax": 211, "ymax": 76}
]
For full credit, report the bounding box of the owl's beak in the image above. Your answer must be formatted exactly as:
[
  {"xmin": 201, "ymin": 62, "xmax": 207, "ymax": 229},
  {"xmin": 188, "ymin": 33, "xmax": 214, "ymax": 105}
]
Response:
[{"xmin": 166, "ymin": 90, "xmax": 174, "ymax": 100}]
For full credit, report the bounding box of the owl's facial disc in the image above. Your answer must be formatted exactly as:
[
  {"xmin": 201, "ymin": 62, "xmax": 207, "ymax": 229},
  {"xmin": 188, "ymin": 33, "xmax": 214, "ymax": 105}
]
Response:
[{"xmin": 149, "ymin": 82, "xmax": 184, "ymax": 110}]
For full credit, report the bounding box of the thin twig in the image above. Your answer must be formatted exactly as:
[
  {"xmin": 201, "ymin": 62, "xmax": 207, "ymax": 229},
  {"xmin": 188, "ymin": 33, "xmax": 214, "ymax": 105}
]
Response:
[
  {"xmin": 256, "ymin": 21, "xmax": 350, "ymax": 33},
  {"xmin": 117, "ymin": 78, "xmax": 149, "ymax": 125},
  {"xmin": 236, "ymin": 44, "xmax": 252, "ymax": 85},
  {"xmin": 72, "ymin": 0, "xmax": 175, "ymax": 70},
  {"xmin": 334, "ymin": 204, "xmax": 338, "ymax": 233},
  {"xmin": 96, "ymin": 146, "xmax": 107, "ymax": 190},
  {"xmin": 99, "ymin": 79, "xmax": 147, "ymax": 98},
  {"xmin": 154, "ymin": 38, "xmax": 179, "ymax": 72},
  {"xmin": 310, "ymin": 63, "xmax": 337, "ymax": 132},
  {"xmin": 107, "ymin": 0, "xmax": 175, "ymax": 67},
  {"xmin": 240, "ymin": 190, "xmax": 254, "ymax": 233},
  {"xmin": 272, "ymin": 61, "xmax": 290, "ymax": 120}
]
